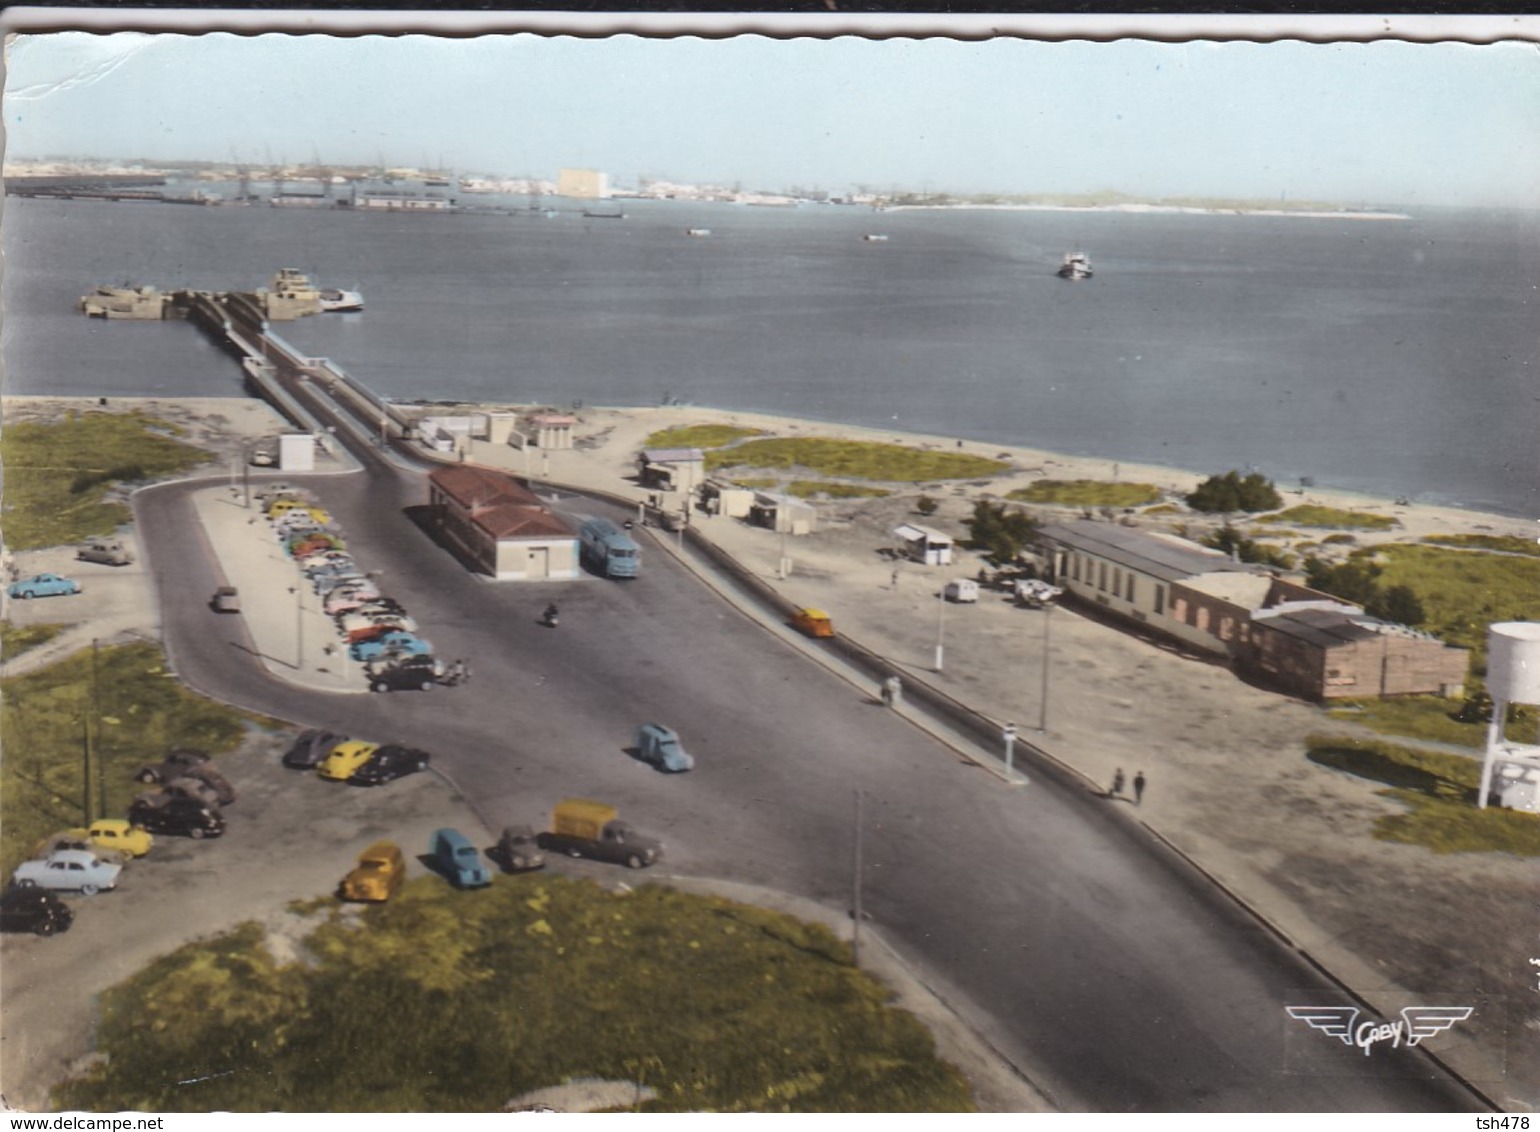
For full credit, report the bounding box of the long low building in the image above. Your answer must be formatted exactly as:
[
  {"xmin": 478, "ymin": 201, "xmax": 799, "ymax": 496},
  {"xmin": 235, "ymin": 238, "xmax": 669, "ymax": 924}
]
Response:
[
  {"xmin": 1033, "ymin": 520, "xmax": 1468, "ymax": 701},
  {"xmin": 427, "ymin": 465, "xmax": 580, "ymax": 581}
]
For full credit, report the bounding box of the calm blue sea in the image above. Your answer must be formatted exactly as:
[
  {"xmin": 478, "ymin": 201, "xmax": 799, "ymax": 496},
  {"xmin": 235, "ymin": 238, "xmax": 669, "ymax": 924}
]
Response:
[{"xmin": 4, "ymin": 192, "xmax": 1537, "ymax": 517}]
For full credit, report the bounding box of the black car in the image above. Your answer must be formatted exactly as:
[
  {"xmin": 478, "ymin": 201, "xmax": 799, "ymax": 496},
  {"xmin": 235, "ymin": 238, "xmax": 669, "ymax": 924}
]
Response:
[
  {"xmin": 367, "ymin": 655, "xmax": 442, "ymax": 693},
  {"xmin": 0, "ymin": 885, "xmax": 74, "ymax": 936},
  {"xmin": 127, "ymin": 794, "xmax": 225, "ymax": 839},
  {"xmin": 134, "ymin": 746, "xmax": 210, "ymax": 784},
  {"xmin": 349, "ymin": 744, "xmax": 431, "ymax": 786},
  {"xmin": 282, "ymin": 728, "xmax": 348, "ymax": 769}
]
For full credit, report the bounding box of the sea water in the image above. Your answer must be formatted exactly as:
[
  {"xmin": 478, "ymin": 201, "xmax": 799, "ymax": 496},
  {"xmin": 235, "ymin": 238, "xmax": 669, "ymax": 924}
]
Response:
[{"xmin": 4, "ymin": 194, "xmax": 1536, "ymax": 516}]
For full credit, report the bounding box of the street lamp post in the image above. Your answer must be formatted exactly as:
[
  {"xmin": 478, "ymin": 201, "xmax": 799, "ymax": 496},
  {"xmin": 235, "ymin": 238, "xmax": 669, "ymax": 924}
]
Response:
[
  {"xmin": 288, "ymin": 585, "xmax": 304, "ymax": 671},
  {"xmin": 1003, "ymin": 720, "xmax": 1018, "ymax": 781},
  {"xmin": 934, "ymin": 587, "xmax": 946, "ymax": 672},
  {"xmin": 1038, "ymin": 605, "xmax": 1053, "ymax": 733}
]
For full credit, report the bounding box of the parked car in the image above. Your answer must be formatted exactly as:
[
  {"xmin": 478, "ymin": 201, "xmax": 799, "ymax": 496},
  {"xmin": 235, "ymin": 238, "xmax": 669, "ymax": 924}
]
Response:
[
  {"xmin": 0, "ymin": 886, "xmax": 74, "ymax": 936},
  {"xmin": 7, "ymin": 573, "xmax": 82, "ymax": 600},
  {"xmin": 135, "ymin": 747, "xmax": 210, "ymax": 784},
  {"xmin": 367, "ymin": 655, "xmax": 444, "ymax": 693},
  {"xmin": 324, "ymin": 589, "xmax": 383, "ymax": 617},
  {"xmin": 495, "ymin": 825, "xmax": 545, "ymax": 873},
  {"xmin": 128, "ymin": 793, "xmax": 225, "ymax": 839},
  {"xmin": 13, "ymin": 849, "xmax": 121, "ymax": 895},
  {"xmin": 350, "ymin": 744, "xmax": 431, "ymax": 786},
  {"xmin": 635, "ymin": 722, "xmax": 695, "ymax": 773},
  {"xmin": 283, "ymin": 728, "xmax": 349, "ymax": 770},
  {"xmin": 76, "ymin": 539, "xmax": 134, "ymax": 566},
  {"xmin": 429, "ymin": 828, "xmax": 491, "ymax": 889},
  {"xmin": 30, "ymin": 832, "xmax": 127, "ymax": 868},
  {"xmin": 317, "ymin": 740, "xmax": 380, "ymax": 782},
  {"xmin": 59, "ymin": 819, "xmax": 153, "ymax": 859},
  {"xmin": 211, "ymin": 586, "xmax": 241, "ymax": 613},
  {"xmin": 163, "ymin": 775, "xmax": 226, "ymax": 809},
  {"xmin": 790, "ymin": 607, "xmax": 835, "ymax": 639},
  {"xmin": 338, "ymin": 841, "xmax": 407, "ymax": 903},
  {"xmin": 350, "ymin": 631, "xmax": 432, "ymax": 663}
]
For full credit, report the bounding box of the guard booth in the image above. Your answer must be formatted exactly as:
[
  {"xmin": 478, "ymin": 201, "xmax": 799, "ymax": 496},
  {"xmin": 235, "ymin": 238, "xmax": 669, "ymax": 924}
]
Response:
[
  {"xmin": 751, "ymin": 492, "xmax": 816, "ymax": 535},
  {"xmin": 893, "ymin": 523, "xmax": 953, "ymax": 566}
]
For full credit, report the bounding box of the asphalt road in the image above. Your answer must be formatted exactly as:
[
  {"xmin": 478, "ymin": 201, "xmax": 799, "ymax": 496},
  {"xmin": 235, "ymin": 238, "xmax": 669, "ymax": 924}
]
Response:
[{"xmin": 132, "ymin": 391, "xmax": 1485, "ymax": 1112}]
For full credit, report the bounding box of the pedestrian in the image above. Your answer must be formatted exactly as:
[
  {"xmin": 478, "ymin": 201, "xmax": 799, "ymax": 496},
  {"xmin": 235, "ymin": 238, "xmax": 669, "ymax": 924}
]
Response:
[
  {"xmin": 1110, "ymin": 767, "xmax": 1125, "ymax": 799},
  {"xmin": 1133, "ymin": 770, "xmax": 1146, "ymax": 806},
  {"xmin": 890, "ymin": 565, "xmax": 900, "ymax": 590}
]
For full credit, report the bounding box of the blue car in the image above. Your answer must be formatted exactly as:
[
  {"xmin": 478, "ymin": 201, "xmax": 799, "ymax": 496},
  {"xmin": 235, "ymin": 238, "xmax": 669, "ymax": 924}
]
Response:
[
  {"xmin": 8, "ymin": 573, "xmax": 82, "ymax": 600},
  {"xmin": 349, "ymin": 630, "xmax": 432, "ymax": 663},
  {"xmin": 636, "ymin": 723, "xmax": 694, "ymax": 773},
  {"xmin": 430, "ymin": 828, "xmax": 491, "ymax": 889}
]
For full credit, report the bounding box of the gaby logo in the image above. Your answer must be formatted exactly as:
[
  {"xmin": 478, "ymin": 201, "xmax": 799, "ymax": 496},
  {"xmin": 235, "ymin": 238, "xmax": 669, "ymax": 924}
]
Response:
[{"xmin": 1286, "ymin": 1006, "xmax": 1473, "ymax": 1056}]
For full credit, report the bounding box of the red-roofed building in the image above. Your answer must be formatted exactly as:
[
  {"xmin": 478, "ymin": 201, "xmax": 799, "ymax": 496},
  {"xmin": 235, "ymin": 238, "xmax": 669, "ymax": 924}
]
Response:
[{"xmin": 428, "ymin": 466, "xmax": 580, "ymax": 580}]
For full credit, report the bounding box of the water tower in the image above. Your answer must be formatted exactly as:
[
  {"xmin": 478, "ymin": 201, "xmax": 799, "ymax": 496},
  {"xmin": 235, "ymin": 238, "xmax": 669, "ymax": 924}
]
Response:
[{"xmin": 1478, "ymin": 621, "xmax": 1540, "ymax": 811}]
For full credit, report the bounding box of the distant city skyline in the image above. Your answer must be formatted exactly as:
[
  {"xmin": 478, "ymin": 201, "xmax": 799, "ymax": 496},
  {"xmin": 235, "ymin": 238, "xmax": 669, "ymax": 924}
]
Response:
[{"xmin": 4, "ymin": 30, "xmax": 1538, "ymax": 208}]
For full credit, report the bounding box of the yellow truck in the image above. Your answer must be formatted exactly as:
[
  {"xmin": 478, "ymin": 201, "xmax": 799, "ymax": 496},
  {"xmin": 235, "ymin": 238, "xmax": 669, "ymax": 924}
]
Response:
[
  {"xmin": 339, "ymin": 841, "xmax": 407, "ymax": 902},
  {"xmin": 537, "ymin": 798, "xmax": 663, "ymax": 869}
]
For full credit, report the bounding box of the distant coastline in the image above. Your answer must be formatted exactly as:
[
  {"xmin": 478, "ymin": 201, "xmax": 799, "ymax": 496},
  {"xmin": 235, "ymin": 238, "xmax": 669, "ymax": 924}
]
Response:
[{"xmin": 885, "ymin": 201, "xmax": 1412, "ymax": 221}]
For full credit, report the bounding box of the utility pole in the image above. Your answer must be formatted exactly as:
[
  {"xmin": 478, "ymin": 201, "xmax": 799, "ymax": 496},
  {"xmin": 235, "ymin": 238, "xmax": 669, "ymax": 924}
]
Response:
[
  {"xmin": 852, "ymin": 788, "xmax": 864, "ymax": 967},
  {"xmin": 1038, "ymin": 606, "xmax": 1053, "ymax": 733}
]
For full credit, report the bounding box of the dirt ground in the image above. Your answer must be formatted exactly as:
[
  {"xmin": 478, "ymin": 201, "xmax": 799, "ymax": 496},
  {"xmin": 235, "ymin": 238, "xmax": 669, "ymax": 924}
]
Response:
[{"xmin": 3, "ymin": 395, "xmax": 1536, "ymax": 1111}]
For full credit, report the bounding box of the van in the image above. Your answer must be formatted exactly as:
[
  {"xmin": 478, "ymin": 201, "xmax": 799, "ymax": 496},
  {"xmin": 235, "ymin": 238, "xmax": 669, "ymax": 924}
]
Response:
[
  {"xmin": 790, "ymin": 607, "xmax": 835, "ymax": 639},
  {"xmin": 430, "ymin": 828, "xmax": 491, "ymax": 889},
  {"xmin": 944, "ymin": 579, "xmax": 979, "ymax": 603},
  {"xmin": 636, "ymin": 722, "xmax": 694, "ymax": 773},
  {"xmin": 340, "ymin": 841, "xmax": 407, "ymax": 902}
]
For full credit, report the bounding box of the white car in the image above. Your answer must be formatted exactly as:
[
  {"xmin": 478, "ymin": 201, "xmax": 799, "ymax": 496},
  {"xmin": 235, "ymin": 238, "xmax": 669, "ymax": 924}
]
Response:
[{"xmin": 13, "ymin": 849, "xmax": 122, "ymax": 895}]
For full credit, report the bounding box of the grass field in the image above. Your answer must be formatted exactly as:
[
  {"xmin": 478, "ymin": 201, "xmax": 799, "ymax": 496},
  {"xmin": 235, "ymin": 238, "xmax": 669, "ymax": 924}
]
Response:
[
  {"xmin": 1421, "ymin": 534, "xmax": 1540, "ymax": 557},
  {"xmin": 1354, "ymin": 544, "xmax": 1540, "ymax": 658},
  {"xmin": 1005, "ymin": 480, "xmax": 1161, "ymax": 507},
  {"xmin": 1326, "ymin": 697, "xmax": 1487, "ymax": 748},
  {"xmin": 0, "ymin": 641, "xmax": 254, "ymax": 877},
  {"xmin": 1306, "ymin": 734, "xmax": 1540, "ymax": 855},
  {"xmin": 1253, "ymin": 505, "xmax": 1398, "ymax": 531},
  {"xmin": 0, "ymin": 410, "xmax": 214, "ymax": 550},
  {"xmin": 643, "ymin": 425, "xmax": 765, "ymax": 449},
  {"xmin": 55, "ymin": 876, "xmax": 975, "ymax": 1112},
  {"xmin": 787, "ymin": 481, "xmax": 891, "ymax": 500},
  {"xmin": 706, "ymin": 438, "xmax": 1007, "ymax": 483},
  {"xmin": 0, "ymin": 622, "xmax": 69, "ymax": 661}
]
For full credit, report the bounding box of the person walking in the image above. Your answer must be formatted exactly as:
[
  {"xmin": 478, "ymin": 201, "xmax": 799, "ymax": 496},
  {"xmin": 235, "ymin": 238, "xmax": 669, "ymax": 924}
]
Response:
[
  {"xmin": 1110, "ymin": 767, "xmax": 1126, "ymax": 799},
  {"xmin": 1133, "ymin": 770, "xmax": 1146, "ymax": 806}
]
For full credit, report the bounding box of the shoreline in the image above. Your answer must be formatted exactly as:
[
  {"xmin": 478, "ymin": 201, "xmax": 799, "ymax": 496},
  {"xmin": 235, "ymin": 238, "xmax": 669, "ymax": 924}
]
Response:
[
  {"xmin": 5, "ymin": 393, "xmax": 1532, "ymax": 541},
  {"xmin": 882, "ymin": 202, "xmax": 1412, "ymax": 220}
]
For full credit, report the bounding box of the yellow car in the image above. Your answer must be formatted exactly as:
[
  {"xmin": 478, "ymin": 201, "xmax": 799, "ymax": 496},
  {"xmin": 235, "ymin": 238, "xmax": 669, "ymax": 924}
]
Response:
[
  {"xmin": 339, "ymin": 841, "xmax": 407, "ymax": 902},
  {"xmin": 317, "ymin": 740, "xmax": 379, "ymax": 782},
  {"xmin": 791, "ymin": 607, "xmax": 835, "ymax": 639},
  {"xmin": 39, "ymin": 820, "xmax": 154, "ymax": 861},
  {"xmin": 77, "ymin": 819, "xmax": 154, "ymax": 858}
]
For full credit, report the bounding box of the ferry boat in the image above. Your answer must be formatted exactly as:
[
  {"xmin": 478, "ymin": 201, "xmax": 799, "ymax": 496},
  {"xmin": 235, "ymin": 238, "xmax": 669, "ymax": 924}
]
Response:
[
  {"xmin": 319, "ymin": 288, "xmax": 364, "ymax": 313},
  {"xmin": 1057, "ymin": 252, "xmax": 1093, "ymax": 280},
  {"xmin": 78, "ymin": 284, "xmax": 170, "ymax": 320}
]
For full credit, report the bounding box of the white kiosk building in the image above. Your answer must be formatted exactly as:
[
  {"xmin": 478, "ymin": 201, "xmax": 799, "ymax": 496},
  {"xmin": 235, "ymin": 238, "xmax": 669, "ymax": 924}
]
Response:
[{"xmin": 1479, "ymin": 621, "xmax": 1540, "ymax": 812}]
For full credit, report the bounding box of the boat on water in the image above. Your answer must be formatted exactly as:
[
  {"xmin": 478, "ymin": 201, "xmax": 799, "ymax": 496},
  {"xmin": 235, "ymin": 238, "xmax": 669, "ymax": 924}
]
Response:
[
  {"xmin": 685, "ymin": 228, "xmax": 712, "ymax": 237},
  {"xmin": 78, "ymin": 284, "xmax": 170, "ymax": 320},
  {"xmin": 582, "ymin": 208, "xmax": 626, "ymax": 220},
  {"xmin": 1057, "ymin": 252, "xmax": 1093, "ymax": 280},
  {"xmin": 319, "ymin": 288, "xmax": 364, "ymax": 313},
  {"xmin": 864, "ymin": 234, "xmax": 889, "ymax": 242}
]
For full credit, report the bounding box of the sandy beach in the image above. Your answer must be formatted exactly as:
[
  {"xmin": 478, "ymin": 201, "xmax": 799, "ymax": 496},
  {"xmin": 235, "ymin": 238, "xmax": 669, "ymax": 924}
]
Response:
[{"xmin": 4, "ymin": 393, "xmax": 1537, "ymax": 1108}]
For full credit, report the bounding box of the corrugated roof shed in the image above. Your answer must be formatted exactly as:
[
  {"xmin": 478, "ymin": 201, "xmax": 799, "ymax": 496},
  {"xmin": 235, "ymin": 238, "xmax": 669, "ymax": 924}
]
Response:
[
  {"xmin": 430, "ymin": 465, "xmax": 573, "ymax": 540},
  {"xmin": 1038, "ymin": 521, "xmax": 1266, "ymax": 583},
  {"xmin": 1252, "ymin": 606, "xmax": 1385, "ymax": 648}
]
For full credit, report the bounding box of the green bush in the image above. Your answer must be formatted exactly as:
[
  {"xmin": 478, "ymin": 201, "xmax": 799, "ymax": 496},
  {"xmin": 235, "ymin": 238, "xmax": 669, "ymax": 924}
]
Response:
[
  {"xmin": 56, "ymin": 878, "xmax": 975, "ymax": 1112},
  {"xmin": 964, "ymin": 501, "xmax": 1038, "ymax": 566},
  {"xmin": 1422, "ymin": 534, "xmax": 1540, "ymax": 557},
  {"xmin": 1255, "ymin": 505, "xmax": 1397, "ymax": 531},
  {"xmin": 1202, "ymin": 524, "xmax": 1296, "ymax": 571},
  {"xmin": 0, "ymin": 622, "xmax": 69, "ymax": 661},
  {"xmin": 1185, "ymin": 470, "xmax": 1281, "ymax": 514},
  {"xmin": 786, "ymin": 481, "xmax": 890, "ymax": 500}
]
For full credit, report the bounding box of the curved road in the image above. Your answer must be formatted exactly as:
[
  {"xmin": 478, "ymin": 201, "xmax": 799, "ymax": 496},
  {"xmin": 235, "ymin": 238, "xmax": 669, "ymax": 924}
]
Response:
[{"xmin": 134, "ymin": 384, "xmax": 1484, "ymax": 1112}]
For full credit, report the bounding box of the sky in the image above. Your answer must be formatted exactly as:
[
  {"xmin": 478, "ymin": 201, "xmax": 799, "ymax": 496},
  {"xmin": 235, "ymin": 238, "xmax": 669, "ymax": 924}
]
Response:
[{"xmin": 4, "ymin": 22, "xmax": 1539, "ymax": 208}]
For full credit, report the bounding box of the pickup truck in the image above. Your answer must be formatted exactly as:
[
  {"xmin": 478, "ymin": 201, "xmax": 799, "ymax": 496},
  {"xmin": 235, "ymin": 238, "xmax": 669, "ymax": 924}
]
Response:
[{"xmin": 536, "ymin": 798, "xmax": 663, "ymax": 869}]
